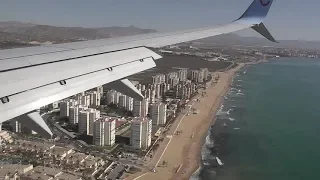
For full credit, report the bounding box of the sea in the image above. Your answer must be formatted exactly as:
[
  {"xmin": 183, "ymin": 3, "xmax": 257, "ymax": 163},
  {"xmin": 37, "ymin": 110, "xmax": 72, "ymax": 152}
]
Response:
[{"xmin": 190, "ymin": 58, "xmax": 320, "ymax": 180}]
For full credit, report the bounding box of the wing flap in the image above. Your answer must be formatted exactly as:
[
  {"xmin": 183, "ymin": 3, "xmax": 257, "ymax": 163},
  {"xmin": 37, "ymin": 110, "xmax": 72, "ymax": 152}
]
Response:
[
  {"xmin": 0, "ymin": 57, "xmax": 156, "ymax": 123},
  {"xmin": 14, "ymin": 111, "xmax": 53, "ymax": 138},
  {"xmin": 0, "ymin": 47, "xmax": 161, "ymax": 98},
  {"xmin": 107, "ymin": 79, "xmax": 144, "ymax": 101}
]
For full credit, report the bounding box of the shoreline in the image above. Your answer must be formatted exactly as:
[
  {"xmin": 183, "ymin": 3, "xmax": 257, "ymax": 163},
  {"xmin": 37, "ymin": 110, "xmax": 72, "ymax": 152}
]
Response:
[
  {"xmin": 127, "ymin": 63, "xmax": 246, "ymax": 180},
  {"xmin": 178, "ymin": 63, "xmax": 245, "ymax": 180}
]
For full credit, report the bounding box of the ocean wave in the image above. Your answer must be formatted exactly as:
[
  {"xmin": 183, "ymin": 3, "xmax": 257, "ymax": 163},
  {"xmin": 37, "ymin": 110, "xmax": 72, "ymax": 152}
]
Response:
[
  {"xmin": 205, "ymin": 133, "xmax": 214, "ymax": 148},
  {"xmin": 236, "ymin": 93, "xmax": 245, "ymax": 96},
  {"xmin": 229, "ymin": 117, "xmax": 235, "ymax": 121},
  {"xmin": 201, "ymin": 124, "xmax": 216, "ymax": 168},
  {"xmin": 216, "ymin": 104, "xmax": 225, "ymax": 115},
  {"xmin": 227, "ymin": 109, "xmax": 232, "ymax": 115},
  {"xmin": 189, "ymin": 166, "xmax": 202, "ymax": 180}
]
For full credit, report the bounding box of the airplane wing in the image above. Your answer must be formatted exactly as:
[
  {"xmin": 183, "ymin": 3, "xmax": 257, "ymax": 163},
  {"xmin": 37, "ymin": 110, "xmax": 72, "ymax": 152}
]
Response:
[{"xmin": 0, "ymin": 0, "xmax": 276, "ymax": 137}]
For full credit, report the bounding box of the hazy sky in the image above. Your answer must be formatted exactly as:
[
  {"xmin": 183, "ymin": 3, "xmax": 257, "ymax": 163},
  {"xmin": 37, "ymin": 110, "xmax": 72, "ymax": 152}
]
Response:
[{"xmin": 1, "ymin": 0, "xmax": 319, "ymax": 41}]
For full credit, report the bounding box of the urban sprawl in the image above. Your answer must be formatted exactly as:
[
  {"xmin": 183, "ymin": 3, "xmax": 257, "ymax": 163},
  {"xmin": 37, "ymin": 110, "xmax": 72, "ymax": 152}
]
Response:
[{"xmin": 0, "ymin": 43, "xmax": 319, "ymax": 180}]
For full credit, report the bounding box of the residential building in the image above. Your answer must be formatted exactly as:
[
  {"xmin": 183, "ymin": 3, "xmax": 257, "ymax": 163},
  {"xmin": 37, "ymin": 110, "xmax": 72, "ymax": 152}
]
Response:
[
  {"xmin": 88, "ymin": 91, "xmax": 100, "ymax": 107},
  {"xmin": 126, "ymin": 96, "xmax": 133, "ymax": 111},
  {"xmin": 59, "ymin": 101, "xmax": 70, "ymax": 117},
  {"xmin": 78, "ymin": 110, "xmax": 89, "ymax": 134},
  {"xmin": 88, "ymin": 109, "xmax": 100, "ymax": 135},
  {"xmin": 118, "ymin": 95, "xmax": 127, "ymax": 108},
  {"xmin": 93, "ymin": 117, "xmax": 116, "ymax": 146},
  {"xmin": 130, "ymin": 117, "xmax": 152, "ymax": 149},
  {"xmin": 159, "ymin": 103, "xmax": 167, "ymax": 125},
  {"xmin": 69, "ymin": 106, "xmax": 79, "ymax": 124},
  {"xmin": 133, "ymin": 99, "xmax": 142, "ymax": 117},
  {"xmin": 141, "ymin": 98, "xmax": 149, "ymax": 117},
  {"xmin": 151, "ymin": 103, "xmax": 160, "ymax": 126}
]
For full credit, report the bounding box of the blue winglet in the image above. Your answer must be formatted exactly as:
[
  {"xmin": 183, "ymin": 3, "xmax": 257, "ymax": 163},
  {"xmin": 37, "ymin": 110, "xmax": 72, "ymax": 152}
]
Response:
[
  {"xmin": 236, "ymin": 0, "xmax": 274, "ymax": 25},
  {"xmin": 235, "ymin": 0, "xmax": 277, "ymax": 42}
]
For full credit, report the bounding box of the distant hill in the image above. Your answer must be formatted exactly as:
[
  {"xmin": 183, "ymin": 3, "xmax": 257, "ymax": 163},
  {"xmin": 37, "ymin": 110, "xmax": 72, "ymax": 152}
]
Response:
[
  {"xmin": 1, "ymin": 21, "xmax": 320, "ymax": 50},
  {"xmin": 0, "ymin": 21, "xmax": 156, "ymax": 46},
  {"xmin": 196, "ymin": 33, "xmax": 320, "ymax": 50}
]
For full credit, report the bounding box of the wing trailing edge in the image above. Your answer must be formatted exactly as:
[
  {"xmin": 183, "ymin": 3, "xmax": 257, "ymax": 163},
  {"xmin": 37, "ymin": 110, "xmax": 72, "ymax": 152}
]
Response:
[
  {"xmin": 107, "ymin": 79, "xmax": 144, "ymax": 101},
  {"xmin": 14, "ymin": 111, "xmax": 53, "ymax": 138}
]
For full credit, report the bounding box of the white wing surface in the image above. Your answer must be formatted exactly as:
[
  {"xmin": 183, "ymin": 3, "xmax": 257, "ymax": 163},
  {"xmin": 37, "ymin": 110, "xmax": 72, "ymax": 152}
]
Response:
[{"xmin": 0, "ymin": 0, "xmax": 276, "ymax": 137}]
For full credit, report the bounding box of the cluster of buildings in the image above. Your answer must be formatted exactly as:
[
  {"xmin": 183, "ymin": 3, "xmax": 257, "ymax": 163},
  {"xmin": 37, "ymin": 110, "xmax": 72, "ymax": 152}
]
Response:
[
  {"xmin": 5, "ymin": 66, "xmax": 208, "ymax": 153},
  {"xmin": 0, "ymin": 140, "xmax": 107, "ymax": 179},
  {"xmin": 93, "ymin": 117, "xmax": 116, "ymax": 146},
  {"xmin": 123, "ymin": 68, "xmax": 208, "ymax": 150},
  {"xmin": 106, "ymin": 90, "xmax": 134, "ymax": 111},
  {"xmin": 130, "ymin": 117, "xmax": 152, "ymax": 149},
  {"xmin": 55, "ymin": 67, "xmax": 207, "ymax": 150}
]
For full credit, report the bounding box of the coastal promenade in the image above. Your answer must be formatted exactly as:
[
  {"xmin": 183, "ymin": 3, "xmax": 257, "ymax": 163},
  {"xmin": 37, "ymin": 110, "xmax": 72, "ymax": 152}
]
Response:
[{"xmin": 127, "ymin": 64, "xmax": 244, "ymax": 180}]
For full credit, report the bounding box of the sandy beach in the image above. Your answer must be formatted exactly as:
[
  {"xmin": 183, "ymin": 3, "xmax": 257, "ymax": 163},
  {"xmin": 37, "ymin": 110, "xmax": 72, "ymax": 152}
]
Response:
[{"xmin": 127, "ymin": 64, "xmax": 245, "ymax": 180}]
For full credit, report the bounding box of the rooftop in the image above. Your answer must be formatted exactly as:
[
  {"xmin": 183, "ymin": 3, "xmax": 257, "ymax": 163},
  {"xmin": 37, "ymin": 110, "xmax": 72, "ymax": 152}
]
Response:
[
  {"xmin": 53, "ymin": 172, "xmax": 81, "ymax": 180},
  {"xmin": 50, "ymin": 146, "xmax": 73, "ymax": 156},
  {"xmin": 0, "ymin": 164, "xmax": 33, "ymax": 177},
  {"xmin": 15, "ymin": 140, "xmax": 55, "ymax": 150}
]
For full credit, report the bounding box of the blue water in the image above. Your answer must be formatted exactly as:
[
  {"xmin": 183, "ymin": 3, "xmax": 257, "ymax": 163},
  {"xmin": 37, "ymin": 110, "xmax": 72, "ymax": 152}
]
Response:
[{"xmin": 191, "ymin": 58, "xmax": 320, "ymax": 180}]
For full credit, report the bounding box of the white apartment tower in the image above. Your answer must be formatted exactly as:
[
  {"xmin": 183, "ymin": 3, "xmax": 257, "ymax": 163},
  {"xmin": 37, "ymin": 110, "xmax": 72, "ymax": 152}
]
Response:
[
  {"xmin": 106, "ymin": 90, "xmax": 116, "ymax": 104},
  {"xmin": 96, "ymin": 86, "xmax": 104, "ymax": 95},
  {"xmin": 151, "ymin": 104, "xmax": 160, "ymax": 126},
  {"xmin": 90, "ymin": 91, "xmax": 101, "ymax": 107},
  {"xmin": 60, "ymin": 101, "xmax": 70, "ymax": 117},
  {"xmin": 104, "ymin": 118, "xmax": 116, "ymax": 146},
  {"xmin": 93, "ymin": 118, "xmax": 116, "ymax": 146},
  {"xmin": 159, "ymin": 103, "xmax": 167, "ymax": 125},
  {"xmin": 130, "ymin": 117, "xmax": 152, "ymax": 149},
  {"xmin": 69, "ymin": 106, "xmax": 79, "ymax": 124},
  {"xmin": 78, "ymin": 110, "xmax": 90, "ymax": 134},
  {"xmin": 141, "ymin": 98, "xmax": 149, "ymax": 117},
  {"xmin": 155, "ymin": 84, "xmax": 161, "ymax": 99},
  {"xmin": 88, "ymin": 109, "xmax": 100, "ymax": 135},
  {"xmin": 150, "ymin": 89, "xmax": 156, "ymax": 104},
  {"xmin": 80, "ymin": 95, "xmax": 90, "ymax": 107},
  {"xmin": 93, "ymin": 120, "xmax": 104, "ymax": 146},
  {"xmin": 133, "ymin": 99, "xmax": 142, "ymax": 117},
  {"xmin": 126, "ymin": 97, "xmax": 133, "ymax": 111},
  {"xmin": 118, "ymin": 95, "xmax": 127, "ymax": 109},
  {"xmin": 151, "ymin": 103, "xmax": 167, "ymax": 126}
]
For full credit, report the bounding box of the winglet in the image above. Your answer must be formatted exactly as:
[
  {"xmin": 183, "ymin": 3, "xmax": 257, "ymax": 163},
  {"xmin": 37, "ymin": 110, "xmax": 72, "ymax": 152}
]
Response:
[
  {"xmin": 252, "ymin": 23, "xmax": 278, "ymax": 42},
  {"xmin": 236, "ymin": 0, "xmax": 274, "ymax": 25},
  {"xmin": 235, "ymin": 0, "xmax": 276, "ymax": 42}
]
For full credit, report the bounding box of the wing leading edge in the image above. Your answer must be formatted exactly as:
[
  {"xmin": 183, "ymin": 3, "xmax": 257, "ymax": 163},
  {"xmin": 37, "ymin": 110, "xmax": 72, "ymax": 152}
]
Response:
[{"xmin": 0, "ymin": 0, "xmax": 276, "ymax": 137}]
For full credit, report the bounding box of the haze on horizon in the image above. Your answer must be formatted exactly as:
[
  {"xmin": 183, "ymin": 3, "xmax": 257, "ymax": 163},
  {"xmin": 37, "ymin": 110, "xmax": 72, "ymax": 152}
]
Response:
[{"xmin": 1, "ymin": 0, "xmax": 318, "ymax": 41}]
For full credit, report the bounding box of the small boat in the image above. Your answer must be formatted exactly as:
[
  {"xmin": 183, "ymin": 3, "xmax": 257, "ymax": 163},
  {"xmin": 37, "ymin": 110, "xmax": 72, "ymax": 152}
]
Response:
[
  {"xmin": 223, "ymin": 123, "xmax": 228, "ymax": 127},
  {"xmin": 216, "ymin": 157, "xmax": 224, "ymax": 166},
  {"xmin": 234, "ymin": 128, "xmax": 240, "ymax": 130}
]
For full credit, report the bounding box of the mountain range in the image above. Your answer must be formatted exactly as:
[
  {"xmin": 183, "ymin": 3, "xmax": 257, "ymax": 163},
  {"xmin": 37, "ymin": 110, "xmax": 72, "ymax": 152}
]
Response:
[
  {"xmin": 0, "ymin": 21, "xmax": 156, "ymax": 45},
  {"xmin": 0, "ymin": 21, "xmax": 320, "ymax": 50},
  {"xmin": 196, "ymin": 33, "xmax": 320, "ymax": 50}
]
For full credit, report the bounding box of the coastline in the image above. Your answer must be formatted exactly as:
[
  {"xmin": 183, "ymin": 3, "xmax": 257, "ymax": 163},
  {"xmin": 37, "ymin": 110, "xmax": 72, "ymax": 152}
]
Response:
[
  {"xmin": 127, "ymin": 63, "xmax": 245, "ymax": 180},
  {"xmin": 179, "ymin": 63, "xmax": 245, "ymax": 180}
]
